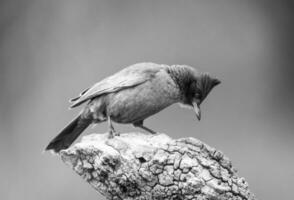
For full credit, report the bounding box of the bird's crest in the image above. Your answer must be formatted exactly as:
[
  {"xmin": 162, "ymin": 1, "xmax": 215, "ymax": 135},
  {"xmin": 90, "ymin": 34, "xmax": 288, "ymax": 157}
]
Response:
[{"xmin": 198, "ymin": 73, "xmax": 221, "ymax": 102}]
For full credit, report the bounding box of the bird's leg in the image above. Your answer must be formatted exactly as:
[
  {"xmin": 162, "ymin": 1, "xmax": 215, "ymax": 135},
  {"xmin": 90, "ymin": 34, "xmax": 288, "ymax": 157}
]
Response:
[
  {"xmin": 108, "ymin": 116, "xmax": 119, "ymax": 138},
  {"xmin": 133, "ymin": 120, "xmax": 157, "ymax": 134}
]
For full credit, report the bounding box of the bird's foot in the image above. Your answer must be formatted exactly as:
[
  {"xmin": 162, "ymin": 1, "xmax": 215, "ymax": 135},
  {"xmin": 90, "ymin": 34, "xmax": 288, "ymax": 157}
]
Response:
[
  {"xmin": 113, "ymin": 131, "xmax": 120, "ymax": 137},
  {"xmin": 143, "ymin": 127, "xmax": 157, "ymax": 134},
  {"xmin": 133, "ymin": 121, "xmax": 157, "ymax": 134},
  {"xmin": 108, "ymin": 129, "xmax": 120, "ymax": 139}
]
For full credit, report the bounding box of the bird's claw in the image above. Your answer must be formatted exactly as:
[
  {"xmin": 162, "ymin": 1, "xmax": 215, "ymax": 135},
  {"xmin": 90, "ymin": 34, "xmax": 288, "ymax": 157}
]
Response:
[
  {"xmin": 108, "ymin": 129, "xmax": 120, "ymax": 139},
  {"xmin": 113, "ymin": 131, "xmax": 120, "ymax": 136}
]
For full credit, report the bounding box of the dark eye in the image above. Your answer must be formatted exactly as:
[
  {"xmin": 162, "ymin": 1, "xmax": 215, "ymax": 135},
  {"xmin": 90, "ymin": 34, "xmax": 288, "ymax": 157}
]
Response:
[{"xmin": 195, "ymin": 92, "xmax": 202, "ymax": 99}]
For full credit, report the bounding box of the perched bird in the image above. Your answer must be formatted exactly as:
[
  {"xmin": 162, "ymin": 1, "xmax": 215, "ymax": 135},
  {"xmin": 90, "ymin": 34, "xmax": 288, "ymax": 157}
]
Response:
[{"xmin": 46, "ymin": 63, "xmax": 220, "ymax": 152}]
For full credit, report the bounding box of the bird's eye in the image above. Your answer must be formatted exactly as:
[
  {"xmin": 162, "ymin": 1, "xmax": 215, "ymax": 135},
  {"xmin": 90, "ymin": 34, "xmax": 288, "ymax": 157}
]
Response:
[{"xmin": 195, "ymin": 92, "xmax": 202, "ymax": 99}]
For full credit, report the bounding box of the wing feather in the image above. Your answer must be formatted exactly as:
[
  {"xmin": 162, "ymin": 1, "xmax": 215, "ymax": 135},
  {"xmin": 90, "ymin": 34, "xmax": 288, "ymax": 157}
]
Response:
[
  {"xmin": 70, "ymin": 63, "xmax": 165, "ymax": 108},
  {"xmin": 69, "ymin": 87, "xmax": 90, "ymax": 102}
]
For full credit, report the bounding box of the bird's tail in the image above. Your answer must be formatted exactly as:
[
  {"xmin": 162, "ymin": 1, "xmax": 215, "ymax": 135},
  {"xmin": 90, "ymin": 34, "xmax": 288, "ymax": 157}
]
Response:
[{"xmin": 45, "ymin": 115, "xmax": 91, "ymax": 153}]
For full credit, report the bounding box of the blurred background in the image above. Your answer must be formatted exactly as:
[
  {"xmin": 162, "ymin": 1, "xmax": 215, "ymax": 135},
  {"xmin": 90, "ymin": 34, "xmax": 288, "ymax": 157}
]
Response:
[{"xmin": 1, "ymin": 0, "xmax": 294, "ymax": 199}]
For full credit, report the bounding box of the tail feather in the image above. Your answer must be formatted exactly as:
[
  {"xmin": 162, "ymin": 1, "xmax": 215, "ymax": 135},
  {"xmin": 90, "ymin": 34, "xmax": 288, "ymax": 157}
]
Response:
[{"xmin": 45, "ymin": 115, "xmax": 91, "ymax": 153}]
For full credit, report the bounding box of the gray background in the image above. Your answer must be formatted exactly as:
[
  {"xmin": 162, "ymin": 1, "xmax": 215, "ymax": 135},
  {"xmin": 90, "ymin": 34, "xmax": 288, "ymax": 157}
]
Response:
[{"xmin": 1, "ymin": 0, "xmax": 294, "ymax": 199}]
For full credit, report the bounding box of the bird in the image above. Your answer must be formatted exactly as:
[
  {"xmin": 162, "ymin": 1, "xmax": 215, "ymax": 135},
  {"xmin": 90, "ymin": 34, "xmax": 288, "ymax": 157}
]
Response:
[{"xmin": 46, "ymin": 62, "xmax": 220, "ymax": 153}]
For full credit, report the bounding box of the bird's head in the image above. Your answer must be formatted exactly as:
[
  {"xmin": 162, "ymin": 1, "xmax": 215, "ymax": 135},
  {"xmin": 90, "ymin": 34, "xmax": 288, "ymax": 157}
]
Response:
[
  {"xmin": 187, "ymin": 73, "xmax": 220, "ymax": 120},
  {"xmin": 171, "ymin": 65, "xmax": 220, "ymax": 121}
]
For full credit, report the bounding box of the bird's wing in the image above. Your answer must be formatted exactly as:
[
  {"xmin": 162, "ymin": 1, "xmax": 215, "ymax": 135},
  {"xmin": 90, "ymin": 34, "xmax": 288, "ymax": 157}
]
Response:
[{"xmin": 70, "ymin": 63, "xmax": 165, "ymax": 108}]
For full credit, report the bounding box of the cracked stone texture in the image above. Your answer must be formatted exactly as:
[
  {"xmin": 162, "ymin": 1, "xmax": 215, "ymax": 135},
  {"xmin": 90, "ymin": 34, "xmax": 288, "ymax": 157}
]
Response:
[{"xmin": 60, "ymin": 132, "xmax": 256, "ymax": 200}]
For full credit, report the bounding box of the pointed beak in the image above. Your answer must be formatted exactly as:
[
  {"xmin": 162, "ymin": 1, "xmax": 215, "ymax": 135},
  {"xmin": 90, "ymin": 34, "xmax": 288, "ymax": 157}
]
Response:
[{"xmin": 192, "ymin": 102, "xmax": 201, "ymax": 121}]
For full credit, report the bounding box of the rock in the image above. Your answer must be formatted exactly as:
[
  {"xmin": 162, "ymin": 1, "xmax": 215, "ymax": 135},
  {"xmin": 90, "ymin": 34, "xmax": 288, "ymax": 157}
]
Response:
[{"xmin": 59, "ymin": 132, "xmax": 256, "ymax": 200}]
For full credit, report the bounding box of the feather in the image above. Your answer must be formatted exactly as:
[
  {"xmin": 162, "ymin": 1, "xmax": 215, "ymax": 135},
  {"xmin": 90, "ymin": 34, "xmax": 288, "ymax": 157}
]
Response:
[
  {"xmin": 70, "ymin": 63, "xmax": 165, "ymax": 108},
  {"xmin": 199, "ymin": 73, "xmax": 221, "ymax": 101},
  {"xmin": 69, "ymin": 87, "xmax": 90, "ymax": 102}
]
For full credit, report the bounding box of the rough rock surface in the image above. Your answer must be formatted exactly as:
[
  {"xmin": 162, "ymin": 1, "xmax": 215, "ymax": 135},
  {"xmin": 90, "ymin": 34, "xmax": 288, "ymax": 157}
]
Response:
[{"xmin": 60, "ymin": 132, "xmax": 256, "ymax": 200}]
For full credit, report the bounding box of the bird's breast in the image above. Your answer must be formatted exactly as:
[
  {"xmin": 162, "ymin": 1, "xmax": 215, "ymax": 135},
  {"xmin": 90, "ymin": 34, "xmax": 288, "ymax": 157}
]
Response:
[{"xmin": 106, "ymin": 70, "xmax": 181, "ymax": 123}]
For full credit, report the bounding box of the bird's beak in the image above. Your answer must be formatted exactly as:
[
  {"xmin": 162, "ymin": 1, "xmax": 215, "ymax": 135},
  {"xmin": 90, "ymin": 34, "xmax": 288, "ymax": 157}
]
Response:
[{"xmin": 192, "ymin": 102, "xmax": 201, "ymax": 121}]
